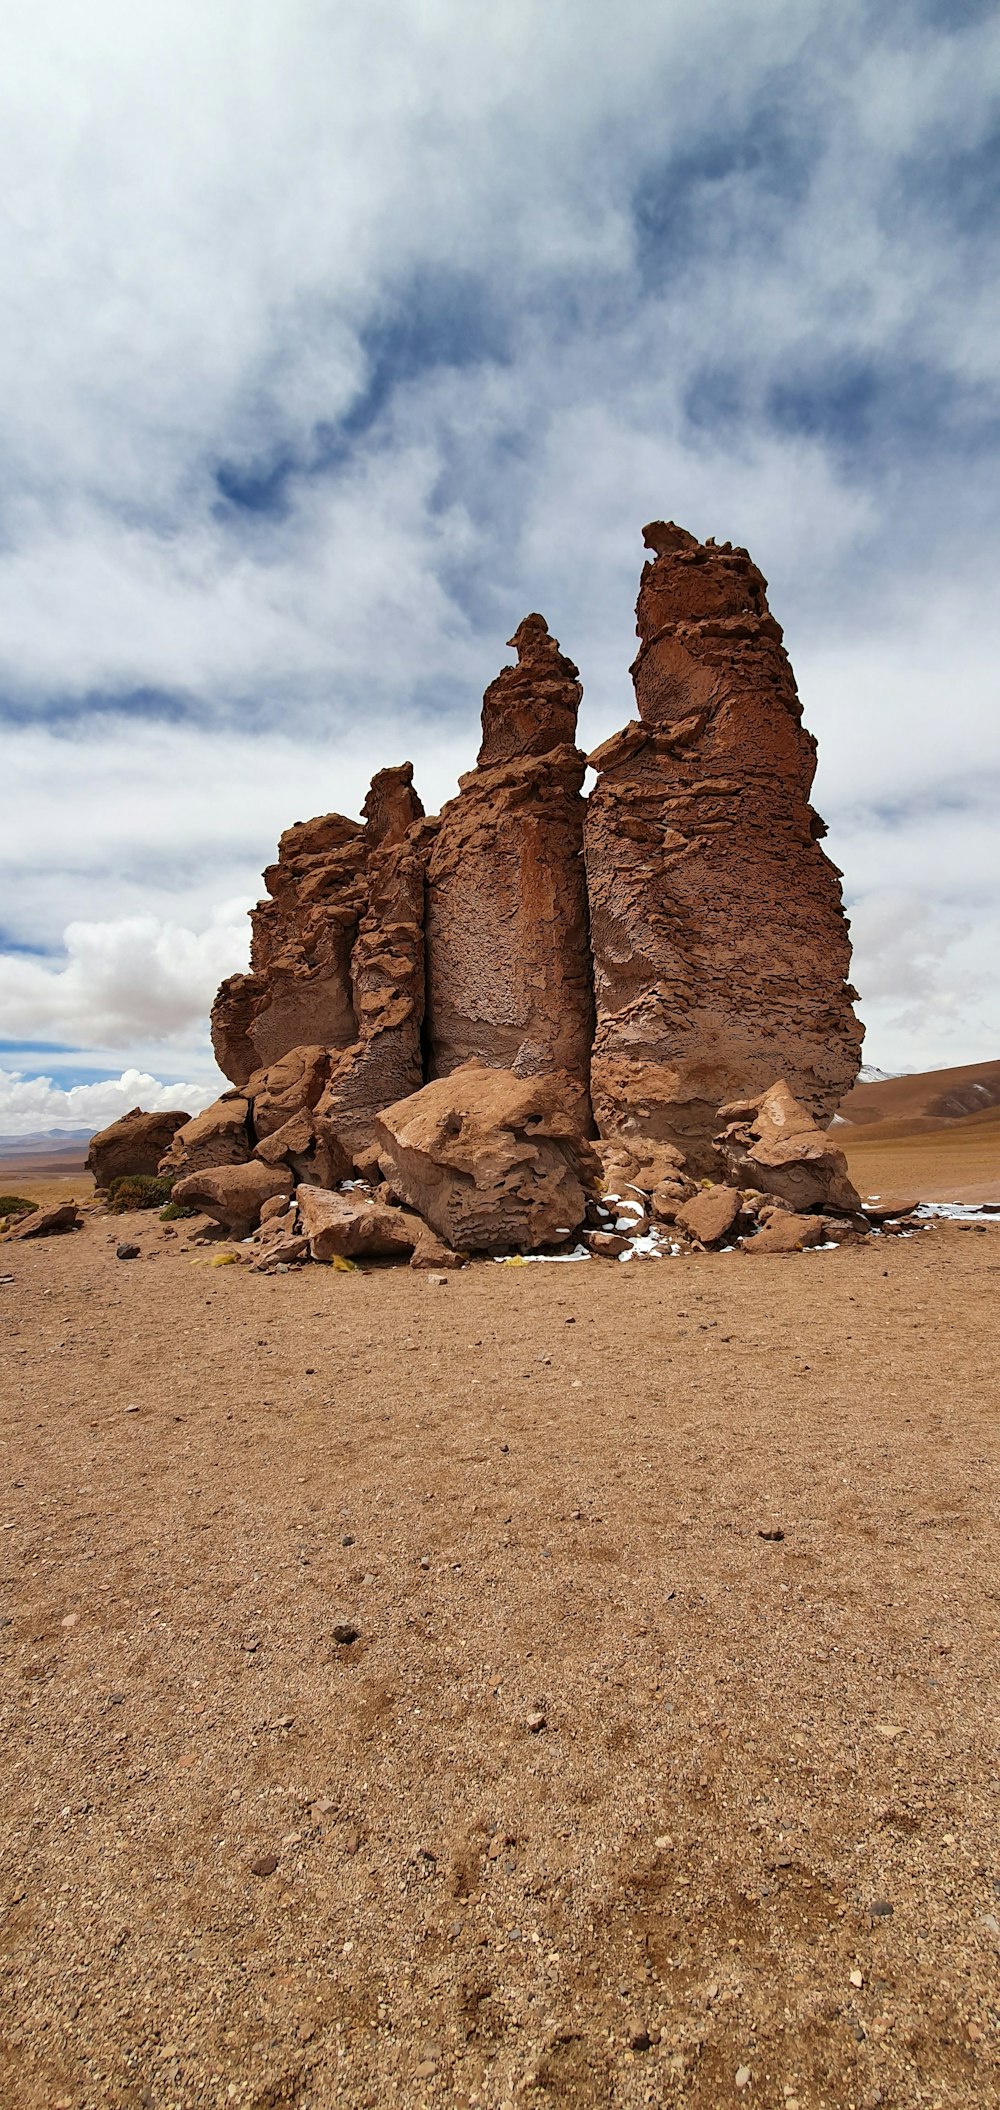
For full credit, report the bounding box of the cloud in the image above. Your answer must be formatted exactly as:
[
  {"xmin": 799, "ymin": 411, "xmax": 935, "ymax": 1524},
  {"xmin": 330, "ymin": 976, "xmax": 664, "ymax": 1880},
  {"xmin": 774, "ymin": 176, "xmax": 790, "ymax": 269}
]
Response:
[
  {"xmin": 0, "ymin": 1066, "xmax": 216, "ymax": 1140},
  {"xmin": 0, "ymin": 0, "xmax": 998, "ymax": 1084},
  {"xmin": 0, "ymin": 912, "xmax": 249, "ymax": 1046}
]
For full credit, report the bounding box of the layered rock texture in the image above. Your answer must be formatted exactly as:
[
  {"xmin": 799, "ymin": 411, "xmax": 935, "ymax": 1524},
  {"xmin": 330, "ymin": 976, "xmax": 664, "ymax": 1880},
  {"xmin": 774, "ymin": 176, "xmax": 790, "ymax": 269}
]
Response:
[
  {"xmin": 194, "ymin": 521, "xmax": 862, "ymax": 1239},
  {"xmin": 585, "ymin": 522, "xmax": 862, "ymax": 1166},
  {"xmin": 424, "ymin": 617, "xmax": 593, "ymax": 1092}
]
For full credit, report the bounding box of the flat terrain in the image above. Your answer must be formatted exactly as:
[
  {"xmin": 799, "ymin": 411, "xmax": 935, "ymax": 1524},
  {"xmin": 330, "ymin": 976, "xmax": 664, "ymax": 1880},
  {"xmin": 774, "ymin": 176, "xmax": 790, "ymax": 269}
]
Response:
[
  {"xmin": 839, "ymin": 1105, "xmax": 1000, "ymax": 1208},
  {"xmin": 2, "ymin": 1204, "xmax": 999, "ymax": 2110}
]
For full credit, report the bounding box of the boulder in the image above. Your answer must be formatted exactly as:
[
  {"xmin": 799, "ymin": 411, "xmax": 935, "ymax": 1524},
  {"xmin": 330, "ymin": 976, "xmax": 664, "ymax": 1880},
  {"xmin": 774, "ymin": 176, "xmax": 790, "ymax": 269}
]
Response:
[
  {"xmin": 374, "ymin": 1061, "xmax": 600, "ymax": 1254},
  {"xmin": 251, "ymin": 1235, "xmax": 311, "ymax": 1272},
  {"xmin": 253, "ymin": 1108, "xmax": 351, "ymax": 1188},
  {"xmin": 714, "ymin": 1081, "xmax": 862, "ymax": 1214},
  {"xmin": 674, "ymin": 1184, "xmax": 742, "ymax": 1246},
  {"xmin": 585, "ymin": 522, "xmax": 862, "ymax": 1170},
  {"xmin": 296, "ymin": 1184, "xmax": 423, "ymax": 1262},
  {"xmin": 4, "ymin": 1200, "xmax": 80, "ymax": 1240},
  {"xmin": 595, "ymin": 1138, "xmax": 691, "ymax": 1196},
  {"xmin": 583, "ymin": 1229, "xmax": 630, "ymax": 1258},
  {"xmin": 743, "ymin": 1211, "xmax": 828, "ymax": 1255},
  {"xmin": 171, "ymin": 1161, "xmax": 292, "ymax": 1235},
  {"xmin": 86, "ymin": 1107, "xmax": 190, "ymax": 1189},
  {"xmin": 409, "ymin": 1230, "xmax": 467, "ymax": 1270},
  {"xmin": 159, "ymin": 1095, "xmax": 251, "ymax": 1178}
]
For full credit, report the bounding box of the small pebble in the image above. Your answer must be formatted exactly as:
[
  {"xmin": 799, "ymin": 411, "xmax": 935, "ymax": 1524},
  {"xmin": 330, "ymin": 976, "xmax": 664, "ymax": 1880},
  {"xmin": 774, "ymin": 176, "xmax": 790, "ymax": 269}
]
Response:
[
  {"xmin": 525, "ymin": 1709, "xmax": 546, "ymax": 1734},
  {"xmin": 735, "ymin": 2067, "xmax": 752, "ymax": 2090},
  {"xmin": 332, "ymin": 1620, "xmax": 360, "ymax": 1645},
  {"xmin": 249, "ymin": 1853, "xmax": 278, "ymax": 1878},
  {"xmin": 116, "ymin": 1244, "xmax": 140, "ymax": 1261}
]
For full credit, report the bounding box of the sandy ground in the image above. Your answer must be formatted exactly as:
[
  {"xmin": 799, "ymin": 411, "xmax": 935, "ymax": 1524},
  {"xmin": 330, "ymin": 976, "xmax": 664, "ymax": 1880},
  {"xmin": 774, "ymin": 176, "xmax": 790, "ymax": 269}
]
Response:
[
  {"xmin": 839, "ymin": 1111, "xmax": 1000, "ymax": 1209},
  {"xmin": 2, "ymin": 1199, "xmax": 999, "ymax": 2110}
]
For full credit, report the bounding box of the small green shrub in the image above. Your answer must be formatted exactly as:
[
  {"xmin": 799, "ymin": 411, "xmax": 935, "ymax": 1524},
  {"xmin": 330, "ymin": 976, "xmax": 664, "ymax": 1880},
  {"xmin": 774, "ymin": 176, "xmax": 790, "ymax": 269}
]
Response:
[
  {"xmin": 159, "ymin": 1199, "xmax": 198, "ymax": 1222},
  {"xmin": 0, "ymin": 1194, "xmax": 35, "ymax": 1218},
  {"xmin": 106, "ymin": 1174, "xmax": 175, "ymax": 1214}
]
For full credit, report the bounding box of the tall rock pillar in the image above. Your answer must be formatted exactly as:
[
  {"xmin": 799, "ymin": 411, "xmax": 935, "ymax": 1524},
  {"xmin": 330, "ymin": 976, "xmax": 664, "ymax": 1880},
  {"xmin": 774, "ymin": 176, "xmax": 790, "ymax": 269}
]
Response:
[
  {"xmin": 584, "ymin": 522, "xmax": 862, "ymax": 1167},
  {"xmin": 424, "ymin": 616, "xmax": 594, "ymax": 1104}
]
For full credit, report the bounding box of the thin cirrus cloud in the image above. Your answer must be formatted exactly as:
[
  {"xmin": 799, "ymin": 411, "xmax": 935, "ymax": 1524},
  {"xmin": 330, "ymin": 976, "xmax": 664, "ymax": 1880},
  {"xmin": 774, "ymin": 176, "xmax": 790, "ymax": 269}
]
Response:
[{"xmin": 0, "ymin": 0, "xmax": 997, "ymax": 1133}]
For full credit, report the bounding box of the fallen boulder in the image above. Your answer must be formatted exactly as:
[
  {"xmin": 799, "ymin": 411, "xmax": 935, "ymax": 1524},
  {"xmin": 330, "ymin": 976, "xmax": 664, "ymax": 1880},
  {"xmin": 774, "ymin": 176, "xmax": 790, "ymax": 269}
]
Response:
[
  {"xmin": 253, "ymin": 1108, "xmax": 351, "ymax": 1188},
  {"xmin": 374, "ymin": 1061, "xmax": 600, "ymax": 1254},
  {"xmin": 251, "ymin": 1235, "xmax": 311, "ymax": 1272},
  {"xmin": 86, "ymin": 1107, "xmax": 190, "ymax": 1189},
  {"xmin": 674, "ymin": 1184, "xmax": 742, "ymax": 1246},
  {"xmin": 743, "ymin": 1211, "xmax": 828, "ymax": 1255},
  {"xmin": 714, "ymin": 1081, "xmax": 861, "ymax": 1215},
  {"xmin": 159, "ymin": 1095, "xmax": 251, "ymax": 1178},
  {"xmin": 171, "ymin": 1161, "xmax": 292, "ymax": 1235},
  {"xmin": 296, "ymin": 1184, "xmax": 423, "ymax": 1262},
  {"xmin": 4, "ymin": 1200, "xmax": 81, "ymax": 1240}
]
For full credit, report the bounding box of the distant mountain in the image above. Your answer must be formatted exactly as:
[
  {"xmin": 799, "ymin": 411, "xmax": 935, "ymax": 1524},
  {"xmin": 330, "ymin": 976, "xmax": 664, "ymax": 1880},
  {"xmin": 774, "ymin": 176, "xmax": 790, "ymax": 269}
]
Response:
[
  {"xmin": 0, "ymin": 1128, "xmax": 95, "ymax": 1156},
  {"xmin": 838, "ymin": 1058, "xmax": 1000, "ymax": 1128}
]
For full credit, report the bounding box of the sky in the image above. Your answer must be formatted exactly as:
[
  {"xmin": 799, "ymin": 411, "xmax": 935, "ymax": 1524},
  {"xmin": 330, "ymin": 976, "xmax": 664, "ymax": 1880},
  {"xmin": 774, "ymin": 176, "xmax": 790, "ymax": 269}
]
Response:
[{"xmin": 1, "ymin": 0, "xmax": 998, "ymax": 1133}]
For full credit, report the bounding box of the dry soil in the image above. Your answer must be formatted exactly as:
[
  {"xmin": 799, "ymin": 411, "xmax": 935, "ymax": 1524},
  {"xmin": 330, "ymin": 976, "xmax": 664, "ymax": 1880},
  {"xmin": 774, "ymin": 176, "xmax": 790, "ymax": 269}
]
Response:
[{"xmin": 1, "ymin": 1200, "xmax": 999, "ymax": 2110}]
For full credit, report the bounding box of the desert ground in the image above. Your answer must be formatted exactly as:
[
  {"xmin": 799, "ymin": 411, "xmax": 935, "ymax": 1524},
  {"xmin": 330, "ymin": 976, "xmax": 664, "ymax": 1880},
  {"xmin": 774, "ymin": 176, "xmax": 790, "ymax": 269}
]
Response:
[{"xmin": 1, "ymin": 1111, "xmax": 999, "ymax": 2109}]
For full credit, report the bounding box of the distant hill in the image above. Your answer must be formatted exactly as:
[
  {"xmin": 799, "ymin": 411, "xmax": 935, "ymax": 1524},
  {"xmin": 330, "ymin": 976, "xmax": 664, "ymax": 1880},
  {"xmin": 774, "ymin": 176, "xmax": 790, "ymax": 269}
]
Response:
[
  {"xmin": 0, "ymin": 1127, "xmax": 94, "ymax": 1157},
  {"xmin": 836, "ymin": 1058, "xmax": 1000, "ymax": 1133}
]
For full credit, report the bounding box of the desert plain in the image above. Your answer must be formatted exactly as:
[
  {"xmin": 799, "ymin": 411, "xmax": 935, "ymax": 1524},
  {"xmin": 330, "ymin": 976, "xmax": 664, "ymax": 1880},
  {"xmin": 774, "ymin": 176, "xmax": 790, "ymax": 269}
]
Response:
[{"xmin": 1, "ymin": 1097, "xmax": 999, "ymax": 2110}]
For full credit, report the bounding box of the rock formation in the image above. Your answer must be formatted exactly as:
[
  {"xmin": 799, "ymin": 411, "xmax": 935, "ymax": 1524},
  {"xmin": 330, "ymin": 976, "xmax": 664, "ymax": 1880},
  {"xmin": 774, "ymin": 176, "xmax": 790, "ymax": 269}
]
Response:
[
  {"xmin": 424, "ymin": 617, "xmax": 593, "ymax": 1094},
  {"xmin": 169, "ymin": 518, "xmax": 865, "ymax": 1256},
  {"xmin": 86, "ymin": 1108, "xmax": 190, "ymax": 1189},
  {"xmin": 584, "ymin": 522, "xmax": 862, "ymax": 1167}
]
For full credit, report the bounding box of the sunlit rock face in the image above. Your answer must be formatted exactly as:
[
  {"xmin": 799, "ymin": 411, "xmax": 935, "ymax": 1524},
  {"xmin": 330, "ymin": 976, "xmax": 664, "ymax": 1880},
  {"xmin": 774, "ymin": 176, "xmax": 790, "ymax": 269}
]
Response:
[{"xmin": 583, "ymin": 522, "xmax": 862, "ymax": 1169}]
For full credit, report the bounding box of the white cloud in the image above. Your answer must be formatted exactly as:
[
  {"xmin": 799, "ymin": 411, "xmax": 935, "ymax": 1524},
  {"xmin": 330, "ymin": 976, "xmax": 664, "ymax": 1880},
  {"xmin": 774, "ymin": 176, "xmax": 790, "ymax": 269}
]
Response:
[
  {"xmin": 0, "ymin": 1066, "xmax": 216, "ymax": 1140},
  {"xmin": 0, "ymin": 912, "xmax": 249, "ymax": 1046},
  {"xmin": 0, "ymin": 0, "xmax": 997, "ymax": 1083}
]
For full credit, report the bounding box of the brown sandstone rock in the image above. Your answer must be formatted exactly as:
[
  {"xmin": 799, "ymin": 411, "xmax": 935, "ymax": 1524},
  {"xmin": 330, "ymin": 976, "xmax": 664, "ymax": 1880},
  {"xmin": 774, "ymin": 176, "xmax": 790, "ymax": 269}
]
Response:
[
  {"xmin": 86, "ymin": 1108, "xmax": 190, "ymax": 1189},
  {"xmin": 296, "ymin": 1184, "xmax": 423, "ymax": 1262},
  {"xmin": 424, "ymin": 620, "xmax": 593, "ymax": 1093},
  {"xmin": 583, "ymin": 1229, "xmax": 630, "ymax": 1258},
  {"xmin": 409, "ymin": 1230, "xmax": 467, "ymax": 1270},
  {"xmin": 211, "ymin": 766, "xmax": 425, "ymax": 1090},
  {"xmin": 253, "ymin": 1109, "xmax": 350, "ymax": 1189},
  {"xmin": 374, "ymin": 1061, "xmax": 599, "ymax": 1254},
  {"xmin": 316, "ymin": 803, "xmax": 427, "ymax": 1161},
  {"xmin": 171, "ymin": 1161, "xmax": 292, "ymax": 1235},
  {"xmin": 244, "ymin": 1046, "xmax": 331, "ymax": 1137},
  {"xmin": 674, "ymin": 1184, "xmax": 742, "ymax": 1246},
  {"xmin": 715, "ymin": 1081, "xmax": 861, "ymax": 1214},
  {"xmin": 159, "ymin": 1095, "xmax": 251, "ymax": 1178},
  {"xmin": 743, "ymin": 1210, "xmax": 828, "ymax": 1255},
  {"xmin": 585, "ymin": 522, "xmax": 862, "ymax": 1169},
  {"xmin": 4, "ymin": 1200, "xmax": 80, "ymax": 1240},
  {"xmin": 595, "ymin": 1138, "xmax": 690, "ymax": 1196},
  {"xmin": 251, "ymin": 1235, "xmax": 310, "ymax": 1272}
]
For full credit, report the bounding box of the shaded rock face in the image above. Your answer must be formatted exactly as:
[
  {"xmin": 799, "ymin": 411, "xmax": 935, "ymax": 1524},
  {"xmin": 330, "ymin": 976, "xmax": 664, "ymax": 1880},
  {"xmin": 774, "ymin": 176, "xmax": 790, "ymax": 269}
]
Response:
[
  {"xmin": 425, "ymin": 620, "xmax": 593, "ymax": 1091},
  {"xmin": 374, "ymin": 1060, "xmax": 600, "ymax": 1254},
  {"xmin": 211, "ymin": 765, "xmax": 424, "ymax": 1089},
  {"xmin": 585, "ymin": 521, "xmax": 862, "ymax": 1169},
  {"xmin": 86, "ymin": 1108, "xmax": 190, "ymax": 1189}
]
